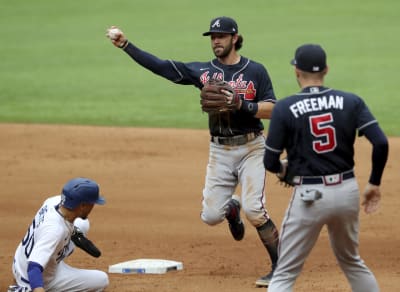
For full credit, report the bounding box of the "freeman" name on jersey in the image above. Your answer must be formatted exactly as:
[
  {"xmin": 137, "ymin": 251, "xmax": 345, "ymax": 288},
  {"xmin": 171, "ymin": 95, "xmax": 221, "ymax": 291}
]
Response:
[{"xmin": 290, "ymin": 95, "xmax": 344, "ymax": 118}]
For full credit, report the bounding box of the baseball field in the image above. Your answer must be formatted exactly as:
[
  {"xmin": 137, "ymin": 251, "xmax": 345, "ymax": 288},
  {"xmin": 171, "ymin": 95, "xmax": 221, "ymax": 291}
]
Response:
[{"xmin": 1, "ymin": 0, "xmax": 399, "ymax": 291}]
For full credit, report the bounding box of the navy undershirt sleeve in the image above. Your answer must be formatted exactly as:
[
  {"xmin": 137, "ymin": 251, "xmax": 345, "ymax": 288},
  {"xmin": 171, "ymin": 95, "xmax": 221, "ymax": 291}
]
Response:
[
  {"xmin": 28, "ymin": 261, "xmax": 44, "ymax": 289},
  {"xmin": 263, "ymin": 103, "xmax": 286, "ymax": 173},
  {"xmin": 123, "ymin": 42, "xmax": 181, "ymax": 81},
  {"xmin": 263, "ymin": 150, "xmax": 282, "ymax": 173},
  {"xmin": 361, "ymin": 124, "xmax": 389, "ymax": 185}
]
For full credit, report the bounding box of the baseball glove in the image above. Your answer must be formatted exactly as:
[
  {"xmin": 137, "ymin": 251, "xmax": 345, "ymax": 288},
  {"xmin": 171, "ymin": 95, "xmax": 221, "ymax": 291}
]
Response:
[
  {"xmin": 276, "ymin": 158, "xmax": 294, "ymax": 187},
  {"xmin": 200, "ymin": 80, "xmax": 240, "ymax": 113},
  {"xmin": 71, "ymin": 226, "xmax": 101, "ymax": 258}
]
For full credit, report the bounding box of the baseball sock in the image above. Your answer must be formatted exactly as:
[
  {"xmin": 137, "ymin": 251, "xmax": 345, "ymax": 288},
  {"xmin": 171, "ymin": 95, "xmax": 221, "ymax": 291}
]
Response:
[{"xmin": 256, "ymin": 219, "xmax": 279, "ymax": 270}]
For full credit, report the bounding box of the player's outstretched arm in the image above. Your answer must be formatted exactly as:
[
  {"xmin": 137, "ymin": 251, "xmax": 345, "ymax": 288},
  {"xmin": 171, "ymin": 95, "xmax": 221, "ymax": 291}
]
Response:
[
  {"xmin": 105, "ymin": 25, "xmax": 182, "ymax": 82},
  {"xmin": 361, "ymin": 183, "xmax": 381, "ymax": 214}
]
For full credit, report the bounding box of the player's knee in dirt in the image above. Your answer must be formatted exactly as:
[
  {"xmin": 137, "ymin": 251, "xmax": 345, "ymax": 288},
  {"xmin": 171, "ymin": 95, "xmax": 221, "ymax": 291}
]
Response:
[
  {"xmin": 98, "ymin": 272, "xmax": 109, "ymax": 290},
  {"xmin": 90, "ymin": 271, "xmax": 109, "ymax": 291}
]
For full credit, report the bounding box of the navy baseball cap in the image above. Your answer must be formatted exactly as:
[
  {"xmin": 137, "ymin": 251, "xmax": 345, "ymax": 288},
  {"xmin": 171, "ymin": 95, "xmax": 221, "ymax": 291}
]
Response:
[
  {"xmin": 203, "ymin": 16, "xmax": 238, "ymax": 36},
  {"xmin": 290, "ymin": 44, "xmax": 327, "ymax": 73},
  {"xmin": 61, "ymin": 177, "xmax": 106, "ymax": 209}
]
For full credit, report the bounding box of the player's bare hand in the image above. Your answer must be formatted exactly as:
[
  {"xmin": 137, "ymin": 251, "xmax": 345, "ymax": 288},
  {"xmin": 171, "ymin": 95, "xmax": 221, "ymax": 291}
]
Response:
[
  {"xmin": 221, "ymin": 89, "xmax": 234, "ymax": 103},
  {"xmin": 361, "ymin": 183, "xmax": 381, "ymax": 214},
  {"xmin": 277, "ymin": 158, "xmax": 288, "ymax": 180},
  {"xmin": 106, "ymin": 26, "xmax": 128, "ymax": 48},
  {"xmin": 221, "ymin": 88, "xmax": 241, "ymax": 109}
]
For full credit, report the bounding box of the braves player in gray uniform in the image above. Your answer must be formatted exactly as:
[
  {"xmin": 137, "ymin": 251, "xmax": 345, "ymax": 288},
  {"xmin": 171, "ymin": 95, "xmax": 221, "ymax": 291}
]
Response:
[
  {"xmin": 10, "ymin": 178, "xmax": 108, "ymax": 292},
  {"xmin": 106, "ymin": 16, "xmax": 279, "ymax": 286},
  {"xmin": 264, "ymin": 44, "xmax": 389, "ymax": 291}
]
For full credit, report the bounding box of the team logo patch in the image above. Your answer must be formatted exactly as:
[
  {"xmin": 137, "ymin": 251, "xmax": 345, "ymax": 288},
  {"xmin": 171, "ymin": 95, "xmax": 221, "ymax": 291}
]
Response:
[
  {"xmin": 200, "ymin": 73, "xmax": 256, "ymax": 100},
  {"xmin": 211, "ymin": 19, "xmax": 221, "ymax": 28}
]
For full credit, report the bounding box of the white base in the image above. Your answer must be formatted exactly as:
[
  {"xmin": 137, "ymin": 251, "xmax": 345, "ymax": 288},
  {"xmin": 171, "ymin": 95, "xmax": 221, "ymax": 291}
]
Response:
[{"xmin": 108, "ymin": 259, "xmax": 183, "ymax": 274}]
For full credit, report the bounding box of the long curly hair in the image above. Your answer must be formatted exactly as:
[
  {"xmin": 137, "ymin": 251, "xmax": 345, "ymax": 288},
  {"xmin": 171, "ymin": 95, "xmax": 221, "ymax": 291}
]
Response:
[{"xmin": 235, "ymin": 35, "xmax": 243, "ymax": 51}]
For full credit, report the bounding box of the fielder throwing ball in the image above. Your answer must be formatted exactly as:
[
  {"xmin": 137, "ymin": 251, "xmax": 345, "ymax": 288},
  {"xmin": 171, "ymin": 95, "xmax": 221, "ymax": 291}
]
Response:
[
  {"xmin": 264, "ymin": 44, "xmax": 389, "ymax": 291},
  {"xmin": 9, "ymin": 178, "xmax": 109, "ymax": 292},
  {"xmin": 106, "ymin": 16, "xmax": 279, "ymax": 286}
]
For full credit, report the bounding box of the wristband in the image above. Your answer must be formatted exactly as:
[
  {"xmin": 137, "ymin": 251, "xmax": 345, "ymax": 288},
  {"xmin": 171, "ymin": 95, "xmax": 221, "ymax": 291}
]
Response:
[
  {"xmin": 27, "ymin": 261, "xmax": 44, "ymax": 289},
  {"xmin": 119, "ymin": 40, "xmax": 129, "ymax": 49},
  {"xmin": 240, "ymin": 100, "xmax": 258, "ymax": 116}
]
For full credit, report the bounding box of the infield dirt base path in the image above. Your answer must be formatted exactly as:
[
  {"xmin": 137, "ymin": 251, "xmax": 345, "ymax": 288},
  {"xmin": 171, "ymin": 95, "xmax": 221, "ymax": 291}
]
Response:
[{"xmin": 0, "ymin": 124, "xmax": 399, "ymax": 292}]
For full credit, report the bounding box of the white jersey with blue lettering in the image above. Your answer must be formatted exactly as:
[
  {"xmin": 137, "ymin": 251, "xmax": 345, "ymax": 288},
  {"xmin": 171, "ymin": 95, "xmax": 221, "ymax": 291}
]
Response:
[
  {"xmin": 12, "ymin": 196, "xmax": 109, "ymax": 291},
  {"xmin": 13, "ymin": 195, "xmax": 74, "ymax": 287}
]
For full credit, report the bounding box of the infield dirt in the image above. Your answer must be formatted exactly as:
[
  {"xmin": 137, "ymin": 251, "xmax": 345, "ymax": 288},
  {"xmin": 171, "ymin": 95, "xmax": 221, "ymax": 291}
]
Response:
[{"xmin": 1, "ymin": 123, "xmax": 399, "ymax": 291}]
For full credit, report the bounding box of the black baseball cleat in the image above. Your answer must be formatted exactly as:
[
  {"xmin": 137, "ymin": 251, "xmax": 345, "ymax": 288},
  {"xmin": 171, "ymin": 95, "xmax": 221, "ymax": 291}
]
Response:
[
  {"xmin": 255, "ymin": 264, "xmax": 276, "ymax": 287},
  {"xmin": 255, "ymin": 271, "xmax": 273, "ymax": 287},
  {"xmin": 225, "ymin": 198, "xmax": 245, "ymax": 241}
]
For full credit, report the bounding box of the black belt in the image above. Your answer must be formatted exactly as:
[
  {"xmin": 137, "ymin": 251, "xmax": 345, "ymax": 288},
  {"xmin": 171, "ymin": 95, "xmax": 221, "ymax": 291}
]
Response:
[
  {"xmin": 293, "ymin": 170, "xmax": 355, "ymax": 186},
  {"xmin": 211, "ymin": 132, "xmax": 262, "ymax": 146}
]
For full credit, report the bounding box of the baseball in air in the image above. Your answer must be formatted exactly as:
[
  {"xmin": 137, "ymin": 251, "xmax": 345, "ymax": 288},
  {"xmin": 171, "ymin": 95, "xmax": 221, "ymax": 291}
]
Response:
[{"xmin": 108, "ymin": 28, "xmax": 121, "ymax": 40}]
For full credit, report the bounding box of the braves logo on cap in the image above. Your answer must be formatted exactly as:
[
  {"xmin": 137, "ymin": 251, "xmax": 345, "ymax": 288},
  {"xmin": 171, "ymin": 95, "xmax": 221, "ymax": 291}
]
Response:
[
  {"xmin": 211, "ymin": 19, "xmax": 221, "ymax": 28},
  {"xmin": 203, "ymin": 16, "xmax": 238, "ymax": 36}
]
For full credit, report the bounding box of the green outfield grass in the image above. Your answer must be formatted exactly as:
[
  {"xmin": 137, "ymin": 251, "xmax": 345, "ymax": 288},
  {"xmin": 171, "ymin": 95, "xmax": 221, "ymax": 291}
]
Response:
[{"xmin": 0, "ymin": 0, "xmax": 399, "ymax": 135}]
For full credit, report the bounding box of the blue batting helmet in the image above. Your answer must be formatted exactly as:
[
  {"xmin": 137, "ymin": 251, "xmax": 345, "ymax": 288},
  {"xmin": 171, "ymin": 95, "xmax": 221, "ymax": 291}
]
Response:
[{"xmin": 61, "ymin": 177, "xmax": 106, "ymax": 209}]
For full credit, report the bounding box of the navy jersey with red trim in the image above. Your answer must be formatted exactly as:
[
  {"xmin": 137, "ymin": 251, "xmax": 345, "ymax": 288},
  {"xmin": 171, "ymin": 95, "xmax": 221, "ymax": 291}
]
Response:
[
  {"xmin": 122, "ymin": 43, "xmax": 275, "ymax": 136},
  {"xmin": 171, "ymin": 57, "xmax": 276, "ymax": 136},
  {"xmin": 265, "ymin": 86, "xmax": 377, "ymax": 176}
]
